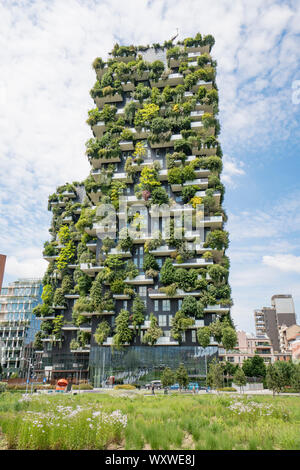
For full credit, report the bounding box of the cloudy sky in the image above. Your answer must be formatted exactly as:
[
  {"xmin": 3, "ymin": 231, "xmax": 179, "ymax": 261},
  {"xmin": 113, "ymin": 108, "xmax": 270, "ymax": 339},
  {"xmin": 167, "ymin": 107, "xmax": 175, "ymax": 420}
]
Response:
[{"xmin": 1, "ymin": 0, "xmax": 300, "ymax": 332}]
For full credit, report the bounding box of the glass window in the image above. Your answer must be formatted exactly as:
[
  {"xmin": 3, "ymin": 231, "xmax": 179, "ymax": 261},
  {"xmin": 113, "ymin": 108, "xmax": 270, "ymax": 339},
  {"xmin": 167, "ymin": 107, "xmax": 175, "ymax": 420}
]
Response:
[
  {"xmin": 162, "ymin": 300, "xmax": 170, "ymax": 312},
  {"xmin": 178, "ymin": 299, "xmax": 182, "ymax": 309},
  {"xmin": 158, "ymin": 315, "xmax": 167, "ymax": 326},
  {"xmin": 139, "ymin": 286, "xmax": 147, "ymax": 297},
  {"xmin": 181, "ymin": 331, "xmax": 186, "ymax": 342},
  {"xmin": 192, "ymin": 330, "xmax": 196, "ymax": 342},
  {"xmin": 154, "ymin": 300, "xmax": 159, "ymax": 312}
]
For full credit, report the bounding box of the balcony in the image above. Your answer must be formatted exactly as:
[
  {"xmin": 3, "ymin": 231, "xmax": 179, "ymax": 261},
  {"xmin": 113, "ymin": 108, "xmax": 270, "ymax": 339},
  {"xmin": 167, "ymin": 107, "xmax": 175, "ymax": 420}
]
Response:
[
  {"xmin": 62, "ymin": 216, "xmax": 73, "ymax": 224},
  {"xmin": 190, "ymin": 121, "xmax": 203, "ymax": 131},
  {"xmin": 64, "ymin": 294, "xmax": 80, "ymax": 299},
  {"xmin": 86, "ymin": 241, "xmax": 97, "ymax": 253},
  {"xmin": 149, "ymin": 134, "xmax": 182, "ymax": 149},
  {"xmin": 121, "ymin": 81, "xmax": 134, "ymax": 92},
  {"xmin": 155, "ymin": 336, "xmax": 179, "ymax": 346},
  {"xmin": 113, "ymin": 294, "xmax": 131, "ymax": 300},
  {"xmin": 61, "ymin": 325, "xmax": 79, "ymax": 331},
  {"xmin": 124, "ymin": 275, "xmax": 154, "ymax": 285},
  {"xmin": 112, "ymin": 172, "xmax": 133, "ymax": 183},
  {"xmin": 171, "ymin": 178, "xmax": 208, "ymax": 192},
  {"xmin": 67, "ymin": 264, "xmax": 79, "ymax": 269},
  {"xmin": 108, "ymin": 247, "xmax": 132, "ymax": 258},
  {"xmin": 43, "ymin": 255, "xmax": 58, "ymax": 262},
  {"xmin": 192, "ymin": 146, "xmax": 217, "ymax": 157},
  {"xmin": 95, "ymin": 93, "xmax": 123, "ymax": 108},
  {"xmin": 80, "ymin": 310, "xmax": 114, "ymax": 317},
  {"xmin": 150, "ymin": 72, "xmax": 184, "ymax": 89},
  {"xmin": 80, "ymin": 263, "xmax": 105, "ymax": 277},
  {"xmin": 148, "ymin": 288, "xmax": 203, "ymax": 299},
  {"xmin": 204, "ymin": 304, "xmax": 230, "ymax": 313},
  {"xmin": 92, "ymin": 121, "xmax": 106, "ymax": 138},
  {"xmin": 90, "ymin": 155, "xmax": 121, "ymax": 169},
  {"xmin": 119, "ymin": 140, "xmax": 134, "ymax": 151},
  {"xmin": 173, "ymin": 258, "xmax": 213, "ymax": 268},
  {"xmin": 96, "ymin": 66, "xmax": 109, "ymax": 80},
  {"xmin": 192, "ymin": 80, "xmax": 213, "ymax": 93},
  {"xmin": 88, "ymin": 190, "xmax": 102, "ymax": 205},
  {"xmin": 186, "ymin": 45, "xmax": 210, "ymax": 54},
  {"xmin": 190, "ymin": 110, "xmax": 204, "ymax": 121},
  {"xmin": 204, "ymin": 215, "xmax": 223, "ymax": 228},
  {"xmin": 149, "ymin": 245, "xmax": 177, "ymax": 256}
]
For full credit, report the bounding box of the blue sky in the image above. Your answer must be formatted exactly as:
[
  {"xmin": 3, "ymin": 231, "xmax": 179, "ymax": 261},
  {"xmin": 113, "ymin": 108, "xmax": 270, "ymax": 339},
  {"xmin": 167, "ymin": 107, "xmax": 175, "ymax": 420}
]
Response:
[{"xmin": 0, "ymin": 0, "xmax": 300, "ymax": 333}]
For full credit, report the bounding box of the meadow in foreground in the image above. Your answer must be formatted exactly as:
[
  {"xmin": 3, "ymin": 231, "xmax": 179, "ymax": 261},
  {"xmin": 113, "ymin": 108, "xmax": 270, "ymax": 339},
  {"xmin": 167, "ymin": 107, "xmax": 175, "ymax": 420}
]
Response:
[{"xmin": 0, "ymin": 391, "xmax": 300, "ymax": 450}]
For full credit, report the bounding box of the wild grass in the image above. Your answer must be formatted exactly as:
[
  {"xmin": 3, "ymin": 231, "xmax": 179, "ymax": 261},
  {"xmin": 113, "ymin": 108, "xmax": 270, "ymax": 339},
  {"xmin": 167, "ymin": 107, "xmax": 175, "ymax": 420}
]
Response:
[{"xmin": 0, "ymin": 391, "xmax": 299, "ymax": 450}]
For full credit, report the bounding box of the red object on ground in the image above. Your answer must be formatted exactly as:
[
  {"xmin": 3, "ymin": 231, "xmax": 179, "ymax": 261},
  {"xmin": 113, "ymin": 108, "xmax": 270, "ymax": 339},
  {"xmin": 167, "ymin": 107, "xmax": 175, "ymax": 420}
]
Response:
[{"xmin": 56, "ymin": 379, "xmax": 68, "ymax": 391}]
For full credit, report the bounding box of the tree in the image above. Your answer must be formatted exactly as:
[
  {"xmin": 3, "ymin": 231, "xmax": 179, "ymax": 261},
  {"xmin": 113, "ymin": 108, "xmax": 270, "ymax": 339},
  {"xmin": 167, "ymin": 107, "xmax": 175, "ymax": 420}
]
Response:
[
  {"xmin": 161, "ymin": 367, "xmax": 175, "ymax": 388},
  {"xmin": 266, "ymin": 362, "xmax": 292, "ymax": 396},
  {"xmin": 233, "ymin": 368, "xmax": 247, "ymax": 393},
  {"xmin": 176, "ymin": 364, "xmax": 189, "ymax": 391},
  {"xmin": 131, "ymin": 295, "xmax": 145, "ymax": 330},
  {"xmin": 242, "ymin": 355, "xmax": 266, "ymax": 379},
  {"xmin": 113, "ymin": 309, "xmax": 133, "ymax": 349},
  {"xmin": 197, "ymin": 326, "xmax": 211, "ymax": 348},
  {"xmin": 142, "ymin": 314, "xmax": 162, "ymax": 346},
  {"xmin": 291, "ymin": 363, "xmax": 300, "ymax": 395},
  {"xmin": 221, "ymin": 326, "xmax": 237, "ymax": 350},
  {"xmin": 206, "ymin": 358, "xmax": 223, "ymax": 390},
  {"xmin": 160, "ymin": 258, "xmax": 176, "ymax": 286},
  {"xmin": 94, "ymin": 320, "xmax": 110, "ymax": 345}
]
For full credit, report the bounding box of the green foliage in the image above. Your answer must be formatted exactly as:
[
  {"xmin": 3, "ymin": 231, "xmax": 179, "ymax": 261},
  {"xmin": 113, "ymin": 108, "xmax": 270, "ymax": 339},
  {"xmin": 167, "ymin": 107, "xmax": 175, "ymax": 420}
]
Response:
[
  {"xmin": 204, "ymin": 230, "xmax": 229, "ymax": 250},
  {"xmin": 197, "ymin": 326, "xmax": 211, "ymax": 348},
  {"xmin": 233, "ymin": 368, "xmax": 247, "ymax": 391},
  {"xmin": 171, "ymin": 311, "xmax": 194, "ymax": 342},
  {"xmin": 53, "ymin": 288, "xmax": 66, "ymax": 307},
  {"xmin": 94, "ymin": 320, "xmax": 111, "ymax": 345},
  {"xmin": 175, "ymin": 364, "xmax": 189, "ymax": 389},
  {"xmin": 142, "ymin": 314, "xmax": 163, "ymax": 346},
  {"xmin": 52, "ymin": 315, "xmax": 64, "ymax": 339},
  {"xmin": 160, "ymin": 258, "xmax": 176, "ymax": 286},
  {"xmin": 56, "ymin": 241, "xmax": 76, "ymax": 271},
  {"xmin": 207, "ymin": 358, "xmax": 223, "ymax": 389},
  {"xmin": 131, "ymin": 296, "xmax": 146, "ymax": 330},
  {"xmin": 242, "ymin": 355, "xmax": 267, "ymax": 379},
  {"xmin": 161, "ymin": 367, "xmax": 175, "ymax": 388},
  {"xmin": 41, "ymin": 284, "xmax": 53, "ymax": 306},
  {"xmin": 113, "ymin": 309, "xmax": 133, "ymax": 349}
]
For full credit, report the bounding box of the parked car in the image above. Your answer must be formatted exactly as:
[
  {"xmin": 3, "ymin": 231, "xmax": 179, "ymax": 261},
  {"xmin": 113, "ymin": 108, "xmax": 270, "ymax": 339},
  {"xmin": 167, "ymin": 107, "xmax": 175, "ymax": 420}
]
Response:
[
  {"xmin": 170, "ymin": 383, "xmax": 180, "ymax": 390},
  {"xmin": 145, "ymin": 381, "xmax": 162, "ymax": 390}
]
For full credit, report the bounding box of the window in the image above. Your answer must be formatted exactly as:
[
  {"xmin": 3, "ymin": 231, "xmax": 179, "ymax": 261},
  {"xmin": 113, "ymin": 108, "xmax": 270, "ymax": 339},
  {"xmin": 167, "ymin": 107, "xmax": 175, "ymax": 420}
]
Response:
[
  {"xmin": 181, "ymin": 331, "xmax": 186, "ymax": 342},
  {"xmin": 139, "ymin": 286, "xmax": 147, "ymax": 297},
  {"xmin": 168, "ymin": 314, "xmax": 173, "ymax": 326},
  {"xmin": 158, "ymin": 315, "xmax": 167, "ymax": 327},
  {"xmin": 178, "ymin": 299, "xmax": 183, "ymax": 309},
  {"xmin": 162, "ymin": 300, "xmax": 170, "ymax": 312},
  {"xmin": 123, "ymin": 300, "xmax": 128, "ymax": 310},
  {"xmin": 154, "ymin": 300, "xmax": 159, "ymax": 312},
  {"xmin": 192, "ymin": 330, "xmax": 197, "ymax": 342}
]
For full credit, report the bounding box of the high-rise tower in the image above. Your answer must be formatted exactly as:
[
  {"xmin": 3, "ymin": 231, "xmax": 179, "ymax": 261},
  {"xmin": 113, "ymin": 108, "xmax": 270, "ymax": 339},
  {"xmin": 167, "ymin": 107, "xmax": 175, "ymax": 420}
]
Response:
[{"xmin": 36, "ymin": 34, "xmax": 234, "ymax": 386}]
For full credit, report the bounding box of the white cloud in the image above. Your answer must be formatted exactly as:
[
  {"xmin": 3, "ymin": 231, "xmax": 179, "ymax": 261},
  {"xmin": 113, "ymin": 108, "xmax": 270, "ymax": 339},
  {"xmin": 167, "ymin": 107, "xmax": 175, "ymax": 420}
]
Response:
[
  {"xmin": 222, "ymin": 154, "xmax": 245, "ymax": 186},
  {"xmin": 263, "ymin": 254, "xmax": 300, "ymax": 273}
]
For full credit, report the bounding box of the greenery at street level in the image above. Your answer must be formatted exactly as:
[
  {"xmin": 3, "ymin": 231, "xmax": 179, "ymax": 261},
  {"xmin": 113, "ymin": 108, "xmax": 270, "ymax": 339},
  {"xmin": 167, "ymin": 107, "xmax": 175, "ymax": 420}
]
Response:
[{"xmin": 0, "ymin": 392, "xmax": 300, "ymax": 450}]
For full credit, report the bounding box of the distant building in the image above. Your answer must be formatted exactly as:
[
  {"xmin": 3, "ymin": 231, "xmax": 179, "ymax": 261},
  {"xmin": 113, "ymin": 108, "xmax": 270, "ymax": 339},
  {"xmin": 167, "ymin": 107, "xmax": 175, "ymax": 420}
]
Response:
[
  {"xmin": 254, "ymin": 295, "xmax": 297, "ymax": 353},
  {"xmin": 0, "ymin": 279, "xmax": 42, "ymax": 378},
  {"xmin": 278, "ymin": 324, "xmax": 300, "ymax": 361},
  {"xmin": 0, "ymin": 255, "xmax": 6, "ymax": 291},
  {"xmin": 219, "ymin": 330, "xmax": 292, "ymax": 365}
]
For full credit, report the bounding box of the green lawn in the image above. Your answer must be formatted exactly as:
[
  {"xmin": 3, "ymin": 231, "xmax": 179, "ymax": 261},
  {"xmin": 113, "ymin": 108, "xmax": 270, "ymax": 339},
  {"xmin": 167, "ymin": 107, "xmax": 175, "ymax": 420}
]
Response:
[{"xmin": 0, "ymin": 391, "xmax": 299, "ymax": 450}]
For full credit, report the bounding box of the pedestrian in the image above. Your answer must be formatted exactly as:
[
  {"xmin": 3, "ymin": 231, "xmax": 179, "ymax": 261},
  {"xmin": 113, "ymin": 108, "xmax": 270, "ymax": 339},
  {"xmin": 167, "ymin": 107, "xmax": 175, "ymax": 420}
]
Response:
[
  {"xmin": 192, "ymin": 386, "xmax": 195, "ymax": 394},
  {"xmin": 151, "ymin": 384, "xmax": 155, "ymax": 395}
]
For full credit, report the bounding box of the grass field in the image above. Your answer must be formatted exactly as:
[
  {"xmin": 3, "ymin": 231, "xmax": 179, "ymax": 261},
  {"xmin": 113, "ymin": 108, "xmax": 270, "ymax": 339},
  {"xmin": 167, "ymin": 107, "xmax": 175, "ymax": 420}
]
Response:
[{"xmin": 0, "ymin": 391, "xmax": 300, "ymax": 450}]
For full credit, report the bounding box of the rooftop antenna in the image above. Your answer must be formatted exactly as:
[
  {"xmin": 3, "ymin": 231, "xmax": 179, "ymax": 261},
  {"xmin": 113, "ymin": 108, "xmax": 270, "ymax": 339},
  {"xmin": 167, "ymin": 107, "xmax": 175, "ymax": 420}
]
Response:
[{"xmin": 170, "ymin": 28, "xmax": 179, "ymax": 43}]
